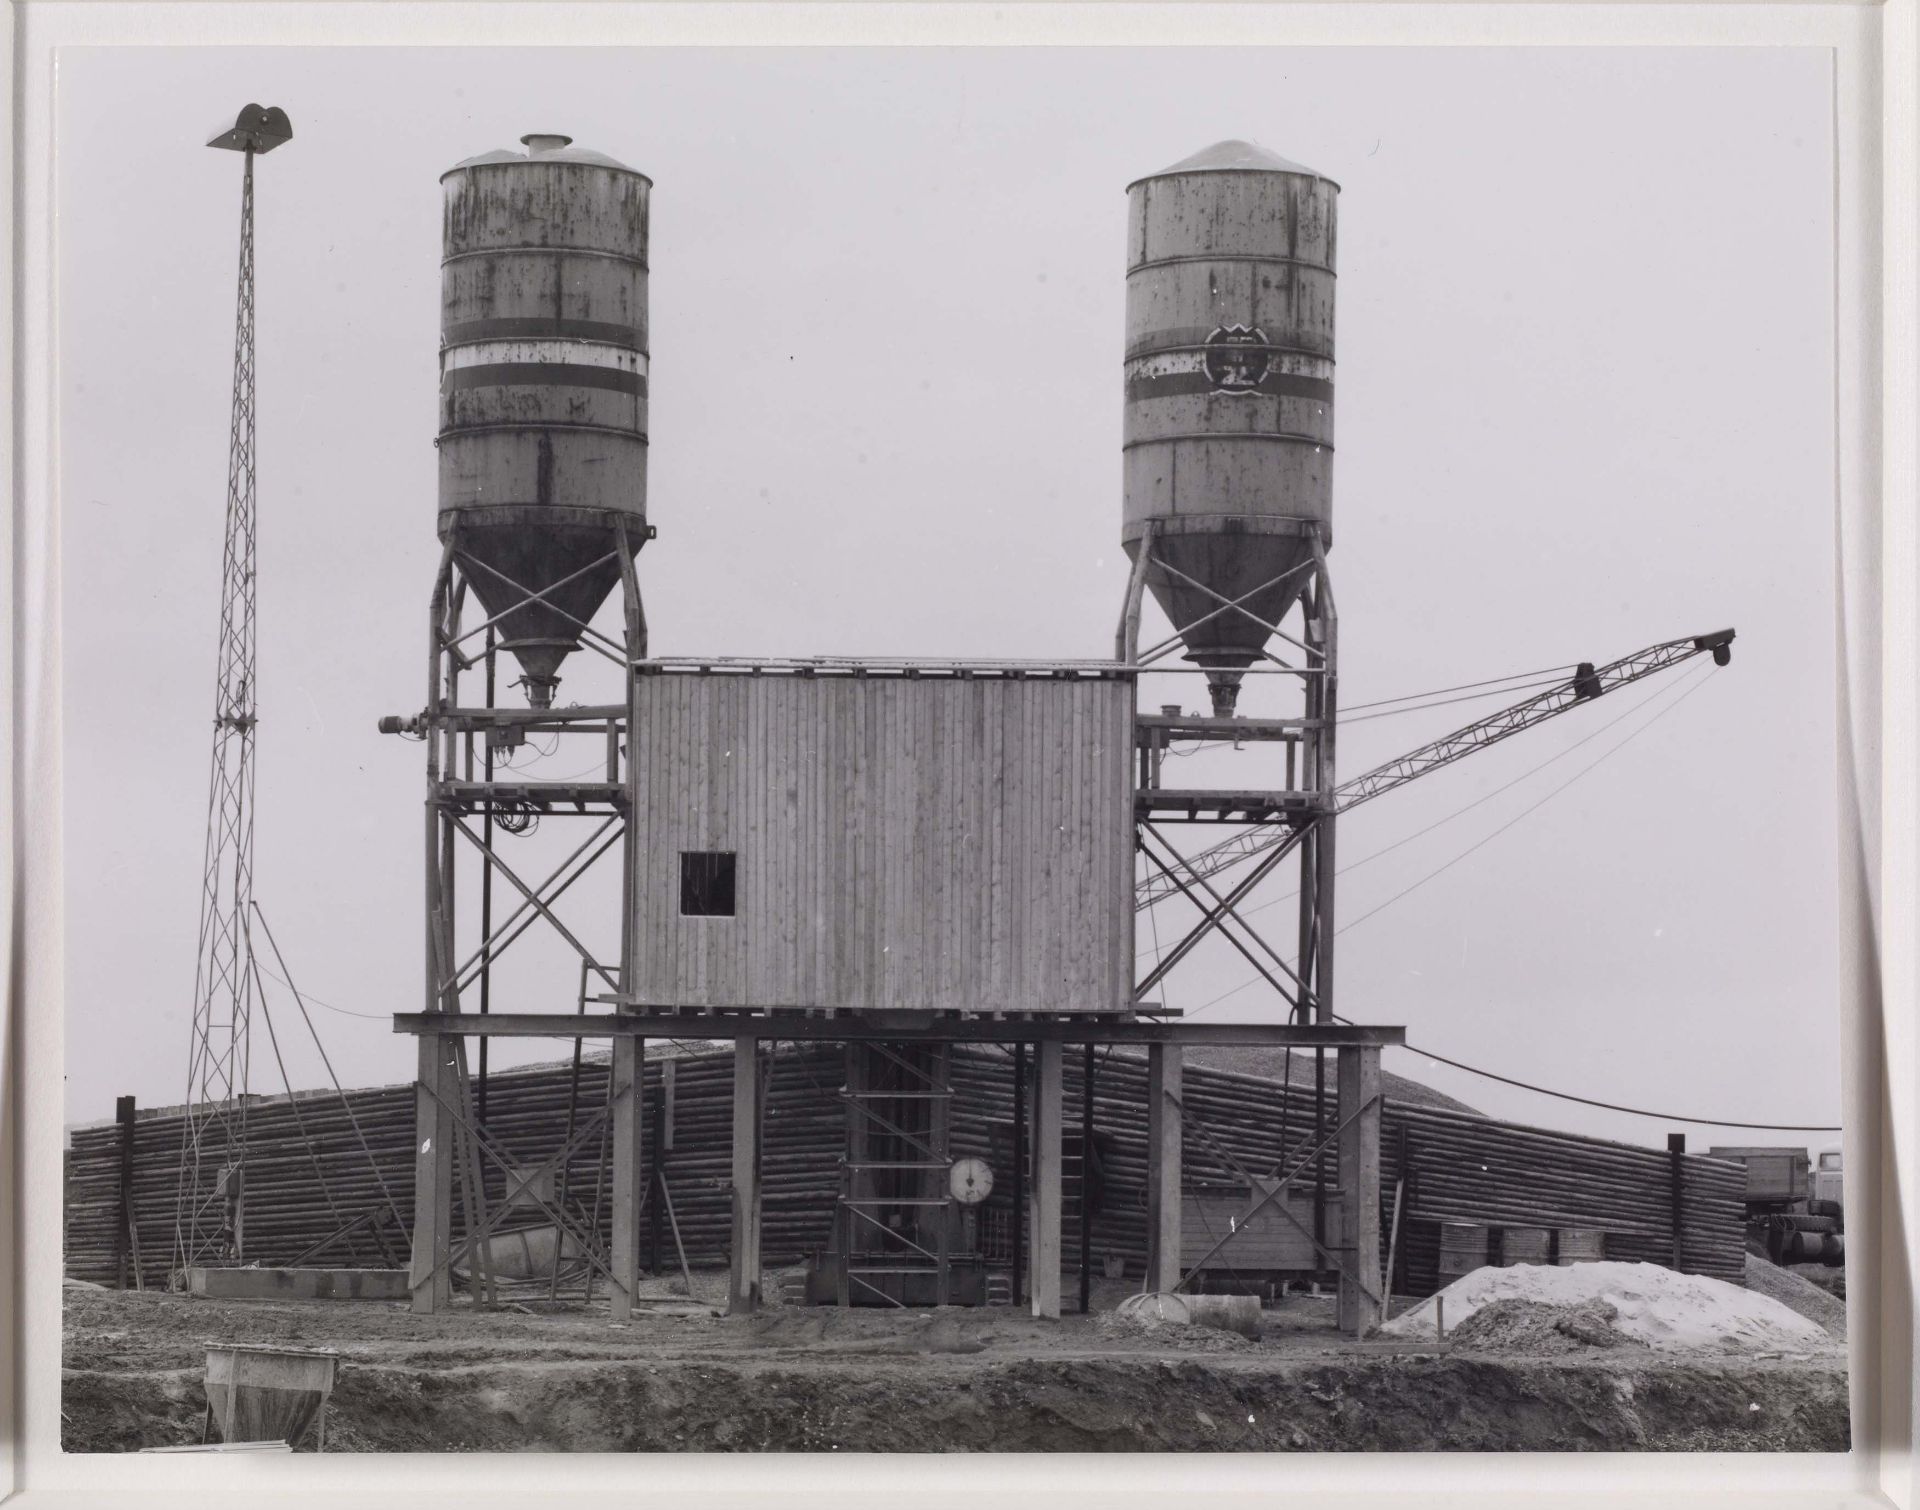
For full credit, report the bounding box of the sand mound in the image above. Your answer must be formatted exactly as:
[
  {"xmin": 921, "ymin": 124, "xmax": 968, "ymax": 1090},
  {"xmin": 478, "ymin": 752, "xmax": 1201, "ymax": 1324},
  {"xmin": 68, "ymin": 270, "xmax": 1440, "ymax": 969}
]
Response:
[
  {"xmin": 1381, "ymin": 1261, "xmax": 1835, "ymax": 1355},
  {"xmin": 1743, "ymin": 1255, "xmax": 1847, "ymax": 1341}
]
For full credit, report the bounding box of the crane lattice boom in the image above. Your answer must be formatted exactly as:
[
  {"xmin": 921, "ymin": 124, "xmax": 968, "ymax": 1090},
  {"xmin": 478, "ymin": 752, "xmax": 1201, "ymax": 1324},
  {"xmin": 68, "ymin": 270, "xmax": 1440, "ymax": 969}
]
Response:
[{"xmin": 1135, "ymin": 629, "xmax": 1734, "ymax": 912}]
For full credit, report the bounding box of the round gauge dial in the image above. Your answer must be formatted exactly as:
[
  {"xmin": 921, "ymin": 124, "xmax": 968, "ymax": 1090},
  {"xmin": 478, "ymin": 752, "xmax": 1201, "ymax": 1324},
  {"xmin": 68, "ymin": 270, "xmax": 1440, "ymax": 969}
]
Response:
[{"xmin": 949, "ymin": 1157, "xmax": 995, "ymax": 1205}]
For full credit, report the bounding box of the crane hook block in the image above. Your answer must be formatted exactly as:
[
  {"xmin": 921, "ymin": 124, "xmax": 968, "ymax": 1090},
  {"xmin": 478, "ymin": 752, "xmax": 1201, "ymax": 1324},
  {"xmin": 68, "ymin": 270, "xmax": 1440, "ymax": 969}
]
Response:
[
  {"xmin": 1693, "ymin": 628, "xmax": 1736, "ymax": 668},
  {"xmin": 1571, "ymin": 662, "xmax": 1602, "ymax": 701}
]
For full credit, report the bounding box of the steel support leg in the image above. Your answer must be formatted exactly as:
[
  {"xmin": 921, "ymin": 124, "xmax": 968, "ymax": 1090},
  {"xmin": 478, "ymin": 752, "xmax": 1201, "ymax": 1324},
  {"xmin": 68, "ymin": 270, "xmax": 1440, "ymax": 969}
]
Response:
[
  {"xmin": 728, "ymin": 1039, "xmax": 762, "ymax": 1315},
  {"xmin": 1146, "ymin": 1042, "xmax": 1184, "ymax": 1294},
  {"xmin": 409, "ymin": 1032, "xmax": 455, "ymax": 1314},
  {"xmin": 1336, "ymin": 1044, "xmax": 1382, "ymax": 1336},
  {"xmin": 1030, "ymin": 1041, "xmax": 1063, "ymax": 1319},
  {"xmin": 610, "ymin": 1036, "xmax": 645, "ymax": 1321}
]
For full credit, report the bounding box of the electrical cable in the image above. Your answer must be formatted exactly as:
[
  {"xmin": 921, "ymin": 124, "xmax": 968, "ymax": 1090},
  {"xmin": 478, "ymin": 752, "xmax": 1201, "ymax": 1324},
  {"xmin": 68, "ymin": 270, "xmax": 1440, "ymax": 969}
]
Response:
[{"xmin": 1344, "ymin": 1022, "xmax": 1842, "ymax": 1133}]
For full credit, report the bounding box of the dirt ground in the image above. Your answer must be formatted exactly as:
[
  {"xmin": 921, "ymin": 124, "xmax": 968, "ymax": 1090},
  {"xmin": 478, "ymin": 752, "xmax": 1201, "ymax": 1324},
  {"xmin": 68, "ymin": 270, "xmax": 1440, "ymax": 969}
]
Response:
[{"xmin": 62, "ymin": 1272, "xmax": 1850, "ymax": 1454}]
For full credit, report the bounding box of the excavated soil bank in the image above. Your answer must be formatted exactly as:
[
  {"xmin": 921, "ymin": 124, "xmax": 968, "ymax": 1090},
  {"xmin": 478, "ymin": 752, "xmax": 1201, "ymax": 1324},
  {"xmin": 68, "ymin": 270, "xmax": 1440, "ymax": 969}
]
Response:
[{"xmin": 62, "ymin": 1285, "xmax": 1849, "ymax": 1454}]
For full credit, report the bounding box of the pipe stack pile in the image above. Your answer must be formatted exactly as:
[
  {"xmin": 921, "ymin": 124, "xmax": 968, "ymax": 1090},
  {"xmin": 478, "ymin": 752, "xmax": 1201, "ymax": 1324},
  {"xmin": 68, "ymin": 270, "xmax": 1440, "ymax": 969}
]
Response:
[{"xmin": 66, "ymin": 1042, "xmax": 1745, "ymax": 1292}]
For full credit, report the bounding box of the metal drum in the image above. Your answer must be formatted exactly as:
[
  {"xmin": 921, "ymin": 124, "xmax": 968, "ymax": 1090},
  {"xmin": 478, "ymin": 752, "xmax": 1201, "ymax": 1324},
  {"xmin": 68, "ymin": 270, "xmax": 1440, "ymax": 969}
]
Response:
[
  {"xmin": 1555, "ymin": 1229, "xmax": 1606, "ymax": 1266},
  {"xmin": 1498, "ymin": 1226, "xmax": 1552, "ymax": 1267},
  {"xmin": 438, "ymin": 132, "xmax": 651, "ymax": 706},
  {"xmin": 1122, "ymin": 140, "xmax": 1338, "ymax": 712},
  {"xmin": 1436, "ymin": 1222, "xmax": 1489, "ymax": 1280}
]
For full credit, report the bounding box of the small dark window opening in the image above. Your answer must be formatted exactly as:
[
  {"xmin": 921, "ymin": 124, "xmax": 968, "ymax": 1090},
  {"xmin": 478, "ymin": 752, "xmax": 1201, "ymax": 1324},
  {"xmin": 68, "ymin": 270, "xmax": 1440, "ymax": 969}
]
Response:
[{"xmin": 680, "ymin": 851, "xmax": 737, "ymax": 917}]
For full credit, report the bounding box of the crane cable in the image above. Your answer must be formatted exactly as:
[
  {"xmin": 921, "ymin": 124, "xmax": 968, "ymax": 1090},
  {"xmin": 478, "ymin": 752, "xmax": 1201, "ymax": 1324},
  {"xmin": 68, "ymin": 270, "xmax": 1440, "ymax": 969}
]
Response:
[
  {"xmin": 1334, "ymin": 665, "xmax": 1714, "ymax": 935},
  {"xmin": 1338, "ymin": 662, "xmax": 1582, "ymax": 714},
  {"xmin": 1180, "ymin": 664, "xmax": 1712, "ymax": 991},
  {"xmin": 1180, "ymin": 668, "xmax": 1840, "ymax": 1132},
  {"xmin": 1140, "ymin": 662, "xmax": 1705, "ymax": 961},
  {"xmin": 1336, "ymin": 674, "xmax": 1579, "ymax": 726},
  {"xmin": 254, "ymin": 960, "xmax": 389, "ymax": 1021},
  {"xmin": 1165, "ymin": 665, "xmax": 1584, "ymax": 750}
]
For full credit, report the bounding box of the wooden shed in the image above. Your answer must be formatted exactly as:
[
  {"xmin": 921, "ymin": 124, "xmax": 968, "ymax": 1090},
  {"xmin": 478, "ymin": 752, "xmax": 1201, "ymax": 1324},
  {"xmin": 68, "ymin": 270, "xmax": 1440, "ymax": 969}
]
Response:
[{"xmin": 625, "ymin": 667, "xmax": 1136, "ymax": 1012}]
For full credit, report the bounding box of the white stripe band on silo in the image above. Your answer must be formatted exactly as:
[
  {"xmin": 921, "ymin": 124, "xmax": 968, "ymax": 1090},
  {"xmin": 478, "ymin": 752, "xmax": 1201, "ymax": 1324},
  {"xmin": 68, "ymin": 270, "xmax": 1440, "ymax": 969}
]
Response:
[
  {"xmin": 443, "ymin": 340, "xmax": 648, "ymax": 375},
  {"xmin": 1122, "ymin": 350, "xmax": 1333, "ymax": 383}
]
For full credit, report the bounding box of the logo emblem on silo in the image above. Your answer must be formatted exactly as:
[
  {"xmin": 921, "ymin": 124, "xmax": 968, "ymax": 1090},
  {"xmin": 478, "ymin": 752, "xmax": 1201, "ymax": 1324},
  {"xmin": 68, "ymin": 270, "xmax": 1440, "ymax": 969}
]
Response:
[{"xmin": 1202, "ymin": 326, "xmax": 1273, "ymax": 395}]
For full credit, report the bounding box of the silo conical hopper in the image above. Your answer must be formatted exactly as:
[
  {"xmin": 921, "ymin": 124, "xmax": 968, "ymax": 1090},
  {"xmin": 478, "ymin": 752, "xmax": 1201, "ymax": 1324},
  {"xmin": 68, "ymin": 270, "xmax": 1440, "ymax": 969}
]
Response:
[
  {"xmin": 1122, "ymin": 141, "xmax": 1338, "ymax": 715},
  {"xmin": 438, "ymin": 134, "xmax": 651, "ymax": 708}
]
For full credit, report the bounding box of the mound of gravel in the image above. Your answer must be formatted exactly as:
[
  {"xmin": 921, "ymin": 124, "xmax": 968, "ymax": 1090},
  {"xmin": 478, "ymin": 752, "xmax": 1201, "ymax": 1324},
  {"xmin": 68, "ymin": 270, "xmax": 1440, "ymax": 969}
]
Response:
[
  {"xmin": 1093, "ymin": 1307, "xmax": 1253, "ymax": 1353},
  {"xmin": 1791, "ymin": 1263, "xmax": 1846, "ymax": 1300},
  {"xmin": 1381, "ymin": 1261, "xmax": 1836, "ymax": 1355},
  {"xmin": 1744, "ymin": 1255, "xmax": 1848, "ymax": 1341},
  {"xmin": 1443, "ymin": 1297, "xmax": 1633, "ymax": 1356}
]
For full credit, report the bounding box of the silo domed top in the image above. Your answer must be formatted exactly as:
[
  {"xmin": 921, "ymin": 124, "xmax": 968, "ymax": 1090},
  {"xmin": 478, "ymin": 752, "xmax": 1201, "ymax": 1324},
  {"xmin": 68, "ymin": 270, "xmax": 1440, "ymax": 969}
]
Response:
[
  {"xmin": 445, "ymin": 133, "xmax": 652, "ymax": 183},
  {"xmin": 1127, "ymin": 139, "xmax": 1338, "ymax": 192}
]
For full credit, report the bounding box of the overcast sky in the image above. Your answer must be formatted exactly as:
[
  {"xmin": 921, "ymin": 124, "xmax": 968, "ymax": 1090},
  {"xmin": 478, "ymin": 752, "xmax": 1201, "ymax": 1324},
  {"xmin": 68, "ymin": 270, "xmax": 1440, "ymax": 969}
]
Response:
[{"xmin": 59, "ymin": 46, "xmax": 1838, "ymax": 1154}]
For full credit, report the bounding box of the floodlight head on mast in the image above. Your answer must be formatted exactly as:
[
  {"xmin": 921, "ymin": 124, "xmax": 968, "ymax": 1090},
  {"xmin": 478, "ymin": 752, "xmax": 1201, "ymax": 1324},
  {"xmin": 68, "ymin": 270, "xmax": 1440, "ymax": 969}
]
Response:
[{"xmin": 208, "ymin": 104, "xmax": 293, "ymax": 154}]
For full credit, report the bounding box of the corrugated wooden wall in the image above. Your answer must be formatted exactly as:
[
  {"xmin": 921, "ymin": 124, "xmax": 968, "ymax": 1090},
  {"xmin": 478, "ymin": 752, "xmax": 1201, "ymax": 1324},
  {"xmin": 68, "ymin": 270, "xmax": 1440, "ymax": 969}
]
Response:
[
  {"xmin": 65, "ymin": 1043, "xmax": 1747, "ymax": 1293},
  {"xmin": 628, "ymin": 674, "xmax": 1135, "ymax": 1012}
]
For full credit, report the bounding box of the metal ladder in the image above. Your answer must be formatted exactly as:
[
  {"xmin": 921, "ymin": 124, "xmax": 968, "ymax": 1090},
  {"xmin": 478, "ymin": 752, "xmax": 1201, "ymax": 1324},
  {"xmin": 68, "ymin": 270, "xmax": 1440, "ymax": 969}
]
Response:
[{"xmin": 837, "ymin": 1042, "xmax": 955, "ymax": 1307}]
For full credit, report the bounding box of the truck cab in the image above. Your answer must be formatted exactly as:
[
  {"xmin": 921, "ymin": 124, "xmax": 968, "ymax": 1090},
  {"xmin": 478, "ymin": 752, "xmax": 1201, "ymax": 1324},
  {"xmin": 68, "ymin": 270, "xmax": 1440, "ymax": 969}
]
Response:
[{"xmin": 1811, "ymin": 1147, "xmax": 1843, "ymax": 1213}]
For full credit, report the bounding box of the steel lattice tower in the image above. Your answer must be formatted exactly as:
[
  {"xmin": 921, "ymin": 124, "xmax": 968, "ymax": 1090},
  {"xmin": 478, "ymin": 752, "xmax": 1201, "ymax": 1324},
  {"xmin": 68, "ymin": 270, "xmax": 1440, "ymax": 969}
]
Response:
[{"xmin": 173, "ymin": 106, "xmax": 292, "ymax": 1276}]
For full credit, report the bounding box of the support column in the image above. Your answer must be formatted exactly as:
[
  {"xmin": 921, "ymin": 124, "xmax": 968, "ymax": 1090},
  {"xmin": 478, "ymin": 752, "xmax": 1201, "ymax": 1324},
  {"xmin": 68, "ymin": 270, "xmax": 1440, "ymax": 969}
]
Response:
[
  {"xmin": 1146, "ymin": 1043, "xmax": 1183, "ymax": 1293},
  {"xmin": 610, "ymin": 1036, "xmax": 645, "ymax": 1321},
  {"xmin": 1030, "ymin": 1040, "xmax": 1064, "ymax": 1319},
  {"xmin": 115, "ymin": 1096, "xmax": 137, "ymax": 1291},
  {"xmin": 728, "ymin": 1038, "xmax": 762, "ymax": 1315},
  {"xmin": 1667, "ymin": 1132, "xmax": 1687, "ymax": 1271},
  {"xmin": 1336, "ymin": 1044, "xmax": 1382, "ymax": 1337},
  {"xmin": 1011, "ymin": 1042, "xmax": 1027, "ymax": 1305},
  {"xmin": 409, "ymin": 1032, "xmax": 455, "ymax": 1315},
  {"xmin": 1313, "ymin": 541, "xmax": 1339, "ymax": 1026},
  {"xmin": 932, "ymin": 1044, "xmax": 953, "ymax": 1307},
  {"xmin": 1078, "ymin": 1043, "xmax": 1095, "ymax": 1314},
  {"xmin": 837, "ymin": 1043, "xmax": 868, "ymax": 1308},
  {"xmin": 647, "ymin": 1090, "xmax": 666, "ymax": 1274}
]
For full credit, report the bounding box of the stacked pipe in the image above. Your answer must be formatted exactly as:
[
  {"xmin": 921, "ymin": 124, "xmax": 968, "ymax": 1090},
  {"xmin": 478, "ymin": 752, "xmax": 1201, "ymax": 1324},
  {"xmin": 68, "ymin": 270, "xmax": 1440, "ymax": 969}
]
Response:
[
  {"xmin": 65, "ymin": 1041, "xmax": 1746, "ymax": 1292},
  {"xmin": 64, "ymin": 1046, "xmax": 851, "ymax": 1286},
  {"xmin": 1383, "ymin": 1104, "xmax": 1747, "ymax": 1284}
]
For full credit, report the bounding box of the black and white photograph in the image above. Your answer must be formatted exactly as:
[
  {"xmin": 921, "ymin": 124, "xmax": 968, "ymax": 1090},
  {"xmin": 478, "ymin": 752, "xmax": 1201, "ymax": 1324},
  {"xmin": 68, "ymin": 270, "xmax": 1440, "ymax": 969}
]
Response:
[{"xmin": 50, "ymin": 41, "xmax": 1857, "ymax": 1458}]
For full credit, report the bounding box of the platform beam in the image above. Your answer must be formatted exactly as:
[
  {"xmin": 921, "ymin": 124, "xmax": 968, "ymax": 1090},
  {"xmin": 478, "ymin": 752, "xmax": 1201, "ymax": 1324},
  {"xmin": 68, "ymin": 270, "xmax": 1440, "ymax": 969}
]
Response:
[{"xmin": 392, "ymin": 1013, "xmax": 1403, "ymax": 1049}]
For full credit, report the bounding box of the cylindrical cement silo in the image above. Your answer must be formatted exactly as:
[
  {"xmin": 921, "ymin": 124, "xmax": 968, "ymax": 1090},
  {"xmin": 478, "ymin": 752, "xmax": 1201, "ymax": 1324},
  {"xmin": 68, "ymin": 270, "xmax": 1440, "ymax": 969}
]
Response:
[
  {"xmin": 439, "ymin": 133, "xmax": 651, "ymax": 707},
  {"xmin": 1122, "ymin": 140, "xmax": 1337, "ymax": 715}
]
